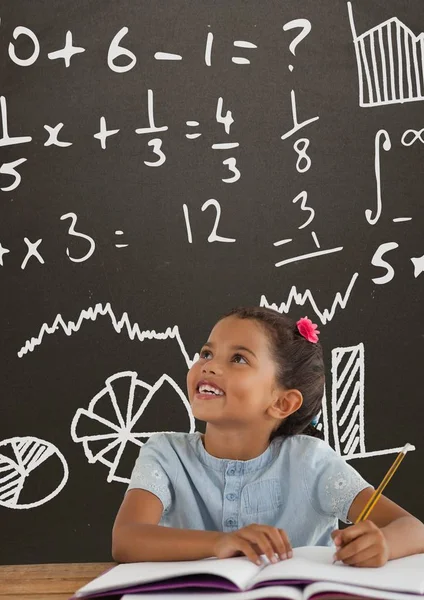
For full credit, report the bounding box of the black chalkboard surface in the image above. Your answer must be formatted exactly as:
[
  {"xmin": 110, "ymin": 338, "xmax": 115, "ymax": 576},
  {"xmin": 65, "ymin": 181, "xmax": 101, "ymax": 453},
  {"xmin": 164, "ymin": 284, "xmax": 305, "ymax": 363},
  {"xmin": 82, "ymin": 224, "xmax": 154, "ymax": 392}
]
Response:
[{"xmin": 1, "ymin": 0, "xmax": 423, "ymax": 565}]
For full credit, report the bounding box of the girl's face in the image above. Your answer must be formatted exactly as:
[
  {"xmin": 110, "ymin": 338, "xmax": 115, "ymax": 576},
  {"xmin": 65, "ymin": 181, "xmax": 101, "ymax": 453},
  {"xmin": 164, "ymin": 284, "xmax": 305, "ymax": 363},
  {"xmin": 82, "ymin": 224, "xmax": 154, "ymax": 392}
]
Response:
[{"xmin": 187, "ymin": 316, "xmax": 283, "ymax": 428}]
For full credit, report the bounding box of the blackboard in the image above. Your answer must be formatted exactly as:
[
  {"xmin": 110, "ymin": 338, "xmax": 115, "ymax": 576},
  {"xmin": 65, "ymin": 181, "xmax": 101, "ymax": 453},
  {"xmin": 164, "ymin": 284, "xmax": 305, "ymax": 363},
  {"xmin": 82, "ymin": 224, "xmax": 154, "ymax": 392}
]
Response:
[{"xmin": 1, "ymin": 0, "xmax": 423, "ymax": 565}]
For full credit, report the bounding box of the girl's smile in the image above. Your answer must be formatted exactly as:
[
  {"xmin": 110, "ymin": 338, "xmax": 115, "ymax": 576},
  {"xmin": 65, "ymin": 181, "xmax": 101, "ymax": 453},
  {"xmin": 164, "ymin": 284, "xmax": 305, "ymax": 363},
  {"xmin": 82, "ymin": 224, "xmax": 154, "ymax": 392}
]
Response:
[{"xmin": 195, "ymin": 379, "xmax": 226, "ymax": 400}]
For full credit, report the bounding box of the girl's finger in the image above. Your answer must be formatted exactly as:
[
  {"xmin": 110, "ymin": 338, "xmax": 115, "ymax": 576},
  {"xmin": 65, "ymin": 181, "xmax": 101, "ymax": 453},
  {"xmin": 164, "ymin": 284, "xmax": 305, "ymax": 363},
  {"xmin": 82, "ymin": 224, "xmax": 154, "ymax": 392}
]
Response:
[
  {"xmin": 267, "ymin": 528, "xmax": 291, "ymax": 559},
  {"xmin": 242, "ymin": 527, "xmax": 291, "ymax": 563},
  {"xmin": 245, "ymin": 531, "xmax": 276, "ymax": 563},
  {"xmin": 278, "ymin": 528, "xmax": 293, "ymax": 558},
  {"xmin": 339, "ymin": 544, "xmax": 382, "ymax": 567},
  {"xmin": 261, "ymin": 527, "xmax": 291, "ymax": 561},
  {"xmin": 336, "ymin": 533, "xmax": 374, "ymax": 562},
  {"xmin": 240, "ymin": 534, "xmax": 268, "ymax": 559},
  {"xmin": 337, "ymin": 521, "xmax": 376, "ymax": 547},
  {"xmin": 238, "ymin": 538, "xmax": 263, "ymax": 566},
  {"xmin": 354, "ymin": 551, "xmax": 388, "ymax": 568}
]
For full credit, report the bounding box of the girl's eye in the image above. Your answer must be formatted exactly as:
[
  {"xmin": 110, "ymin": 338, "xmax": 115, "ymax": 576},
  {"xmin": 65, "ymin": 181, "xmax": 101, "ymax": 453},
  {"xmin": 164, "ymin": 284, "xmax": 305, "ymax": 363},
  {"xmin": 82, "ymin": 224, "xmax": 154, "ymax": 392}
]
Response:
[
  {"xmin": 232, "ymin": 354, "xmax": 247, "ymax": 364},
  {"xmin": 199, "ymin": 350, "xmax": 247, "ymax": 364}
]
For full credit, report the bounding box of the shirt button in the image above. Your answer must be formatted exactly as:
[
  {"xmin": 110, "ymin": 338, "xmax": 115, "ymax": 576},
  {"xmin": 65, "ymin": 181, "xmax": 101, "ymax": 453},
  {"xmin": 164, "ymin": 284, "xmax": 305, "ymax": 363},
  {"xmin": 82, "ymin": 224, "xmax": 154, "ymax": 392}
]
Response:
[
  {"xmin": 225, "ymin": 518, "xmax": 236, "ymax": 527},
  {"xmin": 227, "ymin": 468, "xmax": 236, "ymax": 475},
  {"xmin": 226, "ymin": 493, "xmax": 237, "ymax": 501}
]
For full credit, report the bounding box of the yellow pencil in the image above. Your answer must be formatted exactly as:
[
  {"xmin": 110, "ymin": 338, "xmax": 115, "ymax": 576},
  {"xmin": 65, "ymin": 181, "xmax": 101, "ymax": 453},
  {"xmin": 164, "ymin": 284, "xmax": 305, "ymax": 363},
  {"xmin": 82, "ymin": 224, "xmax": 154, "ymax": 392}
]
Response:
[
  {"xmin": 333, "ymin": 443, "xmax": 414, "ymax": 563},
  {"xmin": 355, "ymin": 443, "xmax": 414, "ymax": 524}
]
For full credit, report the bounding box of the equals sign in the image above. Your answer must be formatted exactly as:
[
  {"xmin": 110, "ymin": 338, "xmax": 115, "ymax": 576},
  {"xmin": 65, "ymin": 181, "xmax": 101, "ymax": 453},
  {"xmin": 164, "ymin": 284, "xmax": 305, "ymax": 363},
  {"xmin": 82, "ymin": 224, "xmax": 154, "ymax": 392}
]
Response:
[{"xmin": 115, "ymin": 230, "xmax": 128, "ymax": 248}]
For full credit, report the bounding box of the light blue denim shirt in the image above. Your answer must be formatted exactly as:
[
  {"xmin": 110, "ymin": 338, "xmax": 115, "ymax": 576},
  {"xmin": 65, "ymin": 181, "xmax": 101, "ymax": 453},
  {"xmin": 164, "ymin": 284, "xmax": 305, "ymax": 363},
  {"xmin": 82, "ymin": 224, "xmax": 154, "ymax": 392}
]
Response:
[{"xmin": 127, "ymin": 432, "xmax": 371, "ymax": 547}]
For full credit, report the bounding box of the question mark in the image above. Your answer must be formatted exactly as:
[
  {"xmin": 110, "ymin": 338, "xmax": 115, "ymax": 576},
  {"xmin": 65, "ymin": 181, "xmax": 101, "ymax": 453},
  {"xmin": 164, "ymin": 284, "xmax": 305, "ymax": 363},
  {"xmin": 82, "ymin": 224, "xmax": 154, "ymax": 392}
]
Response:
[{"xmin": 283, "ymin": 18, "xmax": 312, "ymax": 72}]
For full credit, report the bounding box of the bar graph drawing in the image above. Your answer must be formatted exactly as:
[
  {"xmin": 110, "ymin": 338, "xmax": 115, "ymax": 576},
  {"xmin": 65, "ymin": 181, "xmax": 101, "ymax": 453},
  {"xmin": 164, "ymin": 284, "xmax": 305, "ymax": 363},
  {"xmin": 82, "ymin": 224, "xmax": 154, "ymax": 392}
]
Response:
[
  {"xmin": 328, "ymin": 343, "xmax": 414, "ymax": 460},
  {"xmin": 331, "ymin": 343, "xmax": 366, "ymax": 457},
  {"xmin": 347, "ymin": 1, "xmax": 424, "ymax": 107}
]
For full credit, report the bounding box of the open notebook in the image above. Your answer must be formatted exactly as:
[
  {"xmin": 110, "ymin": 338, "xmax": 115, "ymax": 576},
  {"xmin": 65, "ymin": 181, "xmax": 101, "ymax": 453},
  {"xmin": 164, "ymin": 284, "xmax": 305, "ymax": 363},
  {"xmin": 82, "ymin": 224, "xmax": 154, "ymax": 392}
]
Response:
[{"xmin": 73, "ymin": 547, "xmax": 424, "ymax": 600}]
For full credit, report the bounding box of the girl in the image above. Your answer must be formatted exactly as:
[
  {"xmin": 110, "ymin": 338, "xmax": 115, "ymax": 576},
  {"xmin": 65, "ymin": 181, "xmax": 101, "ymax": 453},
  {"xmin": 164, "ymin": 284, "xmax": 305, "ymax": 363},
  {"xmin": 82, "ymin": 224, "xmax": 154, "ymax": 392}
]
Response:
[{"xmin": 112, "ymin": 307, "xmax": 424, "ymax": 567}]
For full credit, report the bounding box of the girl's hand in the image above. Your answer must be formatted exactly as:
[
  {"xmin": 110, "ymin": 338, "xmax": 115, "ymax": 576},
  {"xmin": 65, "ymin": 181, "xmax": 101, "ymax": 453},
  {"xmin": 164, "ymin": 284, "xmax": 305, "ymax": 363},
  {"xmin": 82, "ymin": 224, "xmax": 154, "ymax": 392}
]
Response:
[
  {"xmin": 213, "ymin": 524, "xmax": 292, "ymax": 565},
  {"xmin": 332, "ymin": 521, "xmax": 390, "ymax": 567}
]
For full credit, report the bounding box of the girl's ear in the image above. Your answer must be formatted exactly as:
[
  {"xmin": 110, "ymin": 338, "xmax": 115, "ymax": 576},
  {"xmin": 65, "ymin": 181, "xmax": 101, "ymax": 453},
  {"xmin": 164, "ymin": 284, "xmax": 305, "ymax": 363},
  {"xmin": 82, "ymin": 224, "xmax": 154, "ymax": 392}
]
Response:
[{"xmin": 268, "ymin": 388, "xmax": 303, "ymax": 420}]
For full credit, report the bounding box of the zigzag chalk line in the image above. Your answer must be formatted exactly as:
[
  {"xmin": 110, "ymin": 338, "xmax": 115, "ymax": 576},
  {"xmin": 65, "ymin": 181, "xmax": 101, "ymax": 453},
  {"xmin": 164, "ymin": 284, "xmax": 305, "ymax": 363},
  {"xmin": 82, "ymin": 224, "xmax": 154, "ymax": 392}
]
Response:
[
  {"xmin": 17, "ymin": 303, "xmax": 196, "ymax": 367},
  {"xmin": 260, "ymin": 272, "xmax": 358, "ymax": 325}
]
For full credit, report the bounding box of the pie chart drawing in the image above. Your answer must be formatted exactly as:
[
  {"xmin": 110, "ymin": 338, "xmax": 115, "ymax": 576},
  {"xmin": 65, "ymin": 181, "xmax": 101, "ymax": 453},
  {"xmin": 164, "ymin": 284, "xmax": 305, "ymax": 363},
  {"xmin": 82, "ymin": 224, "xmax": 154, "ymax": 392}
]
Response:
[
  {"xmin": 71, "ymin": 371, "xmax": 195, "ymax": 483},
  {"xmin": 0, "ymin": 436, "xmax": 69, "ymax": 509}
]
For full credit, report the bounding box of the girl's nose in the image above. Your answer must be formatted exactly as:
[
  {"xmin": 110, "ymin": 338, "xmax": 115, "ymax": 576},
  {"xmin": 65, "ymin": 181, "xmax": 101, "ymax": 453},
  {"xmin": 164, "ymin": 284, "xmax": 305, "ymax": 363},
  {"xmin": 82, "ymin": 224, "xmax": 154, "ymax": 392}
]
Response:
[{"xmin": 202, "ymin": 361, "xmax": 222, "ymax": 375}]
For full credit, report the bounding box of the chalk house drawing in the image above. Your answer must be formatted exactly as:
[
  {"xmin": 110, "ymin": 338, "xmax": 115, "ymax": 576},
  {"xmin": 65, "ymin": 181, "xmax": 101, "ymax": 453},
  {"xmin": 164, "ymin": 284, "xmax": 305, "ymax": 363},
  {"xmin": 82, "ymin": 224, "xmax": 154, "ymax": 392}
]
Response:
[
  {"xmin": 347, "ymin": 2, "xmax": 424, "ymax": 107},
  {"xmin": 0, "ymin": 436, "xmax": 68, "ymax": 509},
  {"xmin": 71, "ymin": 371, "xmax": 195, "ymax": 483}
]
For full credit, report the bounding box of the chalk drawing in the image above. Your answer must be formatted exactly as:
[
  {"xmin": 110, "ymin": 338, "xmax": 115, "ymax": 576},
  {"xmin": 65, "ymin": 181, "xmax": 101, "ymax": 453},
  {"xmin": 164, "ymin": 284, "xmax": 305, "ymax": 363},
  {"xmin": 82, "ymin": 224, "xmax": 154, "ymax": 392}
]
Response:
[
  {"xmin": 0, "ymin": 436, "xmax": 68, "ymax": 509},
  {"xmin": 283, "ymin": 18, "xmax": 312, "ymax": 72},
  {"xmin": 21, "ymin": 238, "xmax": 44, "ymax": 270},
  {"xmin": 401, "ymin": 128, "xmax": 424, "ymax": 146},
  {"xmin": 260, "ymin": 272, "xmax": 358, "ymax": 325},
  {"xmin": 205, "ymin": 32, "xmax": 213, "ymax": 66},
  {"xmin": 107, "ymin": 27, "xmax": 137, "ymax": 73},
  {"xmin": 366, "ymin": 129, "xmax": 391, "ymax": 225},
  {"xmin": 154, "ymin": 52, "xmax": 182, "ymax": 61},
  {"xmin": 411, "ymin": 254, "xmax": 424, "ymax": 277},
  {"xmin": 8, "ymin": 26, "xmax": 40, "ymax": 66},
  {"xmin": 314, "ymin": 387, "xmax": 330, "ymax": 445},
  {"xmin": 329, "ymin": 343, "xmax": 414, "ymax": 460},
  {"xmin": 232, "ymin": 40, "xmax": 257, "ymax": 65},
  {"xmin": 0, "ymin": 243, "xmax": 10, "ymax": 266},
  {"xmin": 347, "ymin": 2, "xmax": 424, "ymax": 107},
  {"xmin": 17, "ymin": 303, "xmax": 198, "ymax": 368},
  {"xmin": 94, "ymin": 116, "xmax": 120, "ymax": 149},
  {"xmin": 371, "ymin": 242, "xmax": 399, "ymax": 284},
  {"xmin": 47, "ymin": 31, "xmax": 85, "ymax": 67},
  {"xmin": 71, "ymin": 371, "xmax": 195, "ymax": 483},
  {"xmin": 44, "ymin": 123, "xmax": 72, "ymax": 147}
]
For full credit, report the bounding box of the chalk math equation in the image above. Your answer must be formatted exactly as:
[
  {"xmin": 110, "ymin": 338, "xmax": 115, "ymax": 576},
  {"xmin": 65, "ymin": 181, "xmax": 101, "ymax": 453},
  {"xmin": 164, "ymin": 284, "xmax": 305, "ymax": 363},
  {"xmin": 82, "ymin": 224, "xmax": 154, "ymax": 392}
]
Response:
[{"xmin": 1, "ymin": 7, "xmax": 423, "ymax": 281}]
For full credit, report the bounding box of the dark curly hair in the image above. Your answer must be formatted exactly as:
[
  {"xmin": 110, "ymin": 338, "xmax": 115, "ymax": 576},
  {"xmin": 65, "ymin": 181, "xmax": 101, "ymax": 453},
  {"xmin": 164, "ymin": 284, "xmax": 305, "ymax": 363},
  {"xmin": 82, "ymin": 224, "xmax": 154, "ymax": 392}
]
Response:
[{"xmin": 220, "ymin": 306, "xmax": 325, "ymax": 440}]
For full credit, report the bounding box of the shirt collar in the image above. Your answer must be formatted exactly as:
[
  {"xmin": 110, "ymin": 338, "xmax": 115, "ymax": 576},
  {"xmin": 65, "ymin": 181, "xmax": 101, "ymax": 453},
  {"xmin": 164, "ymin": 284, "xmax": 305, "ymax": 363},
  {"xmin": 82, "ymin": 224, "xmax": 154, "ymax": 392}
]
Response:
[{"xmin": 192, "ymin": 431, "xmax": 283, "ymax": 473}]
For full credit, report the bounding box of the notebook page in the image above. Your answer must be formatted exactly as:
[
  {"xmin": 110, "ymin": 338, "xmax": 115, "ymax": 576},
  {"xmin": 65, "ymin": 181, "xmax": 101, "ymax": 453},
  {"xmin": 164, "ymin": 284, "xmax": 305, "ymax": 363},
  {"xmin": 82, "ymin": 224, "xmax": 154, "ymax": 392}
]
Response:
[
  {"xmin": 122, "ymin": 585, "xmax": 303, "ymax": 600},
  {"xmin": 305, "ymin": 580, "xmax": 424, "ymax": 600},
  {"xmin": 251, "ymin": 547, "xmax": 424, "ymax": 594},
  {"xmin": 75, "ymin": 556, "xmax": 260, "ymax": 597}
]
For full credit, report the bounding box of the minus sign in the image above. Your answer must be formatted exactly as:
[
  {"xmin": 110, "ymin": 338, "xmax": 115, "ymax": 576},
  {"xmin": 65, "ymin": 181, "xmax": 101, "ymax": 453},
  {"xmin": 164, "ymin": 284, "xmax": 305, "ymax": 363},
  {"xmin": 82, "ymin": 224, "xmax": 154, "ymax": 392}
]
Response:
[
  {"xmin": 393, "ymin": 217, "xmax": 412, "ymax": 222},
  {"xmin": 115, "ymin": 244, "xmax": 129, "ymax": 248},
  {"xmin": 212, "ymin": 142, "xmax": 239, "ymax": 150},
  {"xmin": 154, "ymin": 52, "xmax": 182, "ymax": 61}
]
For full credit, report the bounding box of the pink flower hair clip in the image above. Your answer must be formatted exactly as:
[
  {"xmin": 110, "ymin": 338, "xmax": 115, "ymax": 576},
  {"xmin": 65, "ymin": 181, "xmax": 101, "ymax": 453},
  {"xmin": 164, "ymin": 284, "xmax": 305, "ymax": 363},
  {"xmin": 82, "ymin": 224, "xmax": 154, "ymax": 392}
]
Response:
[{"xmin": 296, "ymin": 316, "xmax": 320, "ymax": 343}]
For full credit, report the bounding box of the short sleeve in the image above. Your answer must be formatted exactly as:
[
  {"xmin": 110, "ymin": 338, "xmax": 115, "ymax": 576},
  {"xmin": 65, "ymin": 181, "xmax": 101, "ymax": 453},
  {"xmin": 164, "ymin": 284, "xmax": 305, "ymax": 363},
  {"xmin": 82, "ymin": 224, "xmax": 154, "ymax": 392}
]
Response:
[
  {"xmin": 127, "ymin": 434, "xmax": 174, "ymax": 513},
  {"xmin": 302, "ymin": 439, "xmax": 372, "ymax": 523}
]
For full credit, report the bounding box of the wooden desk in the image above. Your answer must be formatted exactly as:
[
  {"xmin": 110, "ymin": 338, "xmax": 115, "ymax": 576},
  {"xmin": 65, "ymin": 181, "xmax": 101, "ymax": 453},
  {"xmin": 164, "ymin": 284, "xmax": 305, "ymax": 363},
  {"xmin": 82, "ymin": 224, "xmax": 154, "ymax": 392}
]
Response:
[{"xmin": 0, "ymin": 563, "xmax": 115, "ymax": 600}]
